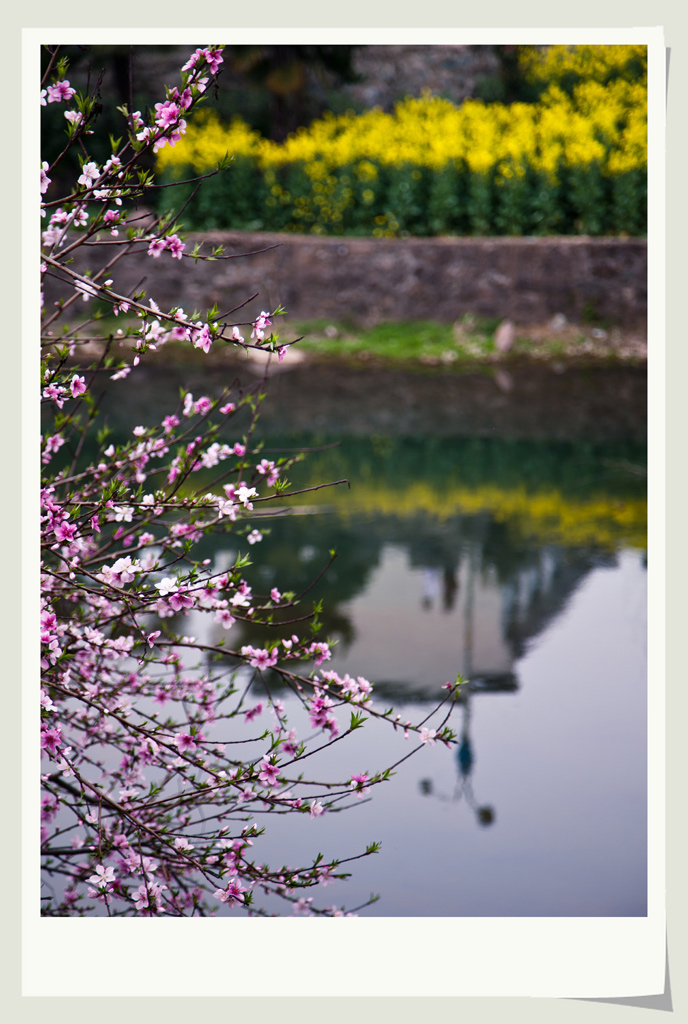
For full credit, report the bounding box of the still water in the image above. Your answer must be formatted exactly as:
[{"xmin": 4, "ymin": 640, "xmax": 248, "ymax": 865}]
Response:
[{"xmin": 94, "ymin": 358, "xmax": 648, "ymax": 916}]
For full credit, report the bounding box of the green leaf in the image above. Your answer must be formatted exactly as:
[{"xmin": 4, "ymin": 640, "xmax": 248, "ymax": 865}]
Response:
[{"xmin": 349, "ymin": 711, "xmax": 366, "ymax": 731}]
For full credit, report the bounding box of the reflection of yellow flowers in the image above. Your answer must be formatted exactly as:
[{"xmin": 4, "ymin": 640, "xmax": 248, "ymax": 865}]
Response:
[
  {"xmin": 450, "ymin": 484, "xmax": 646, "ymax": 550},
  {"xmin": 294, "ymin": 478, "xmax": 646, "ymax": 551}
]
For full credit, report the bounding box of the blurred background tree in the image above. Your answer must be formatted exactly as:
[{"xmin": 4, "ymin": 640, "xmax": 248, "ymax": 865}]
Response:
[{"xmin": 222, "ymin": 45, "xmax": 360, "ymax": 140}]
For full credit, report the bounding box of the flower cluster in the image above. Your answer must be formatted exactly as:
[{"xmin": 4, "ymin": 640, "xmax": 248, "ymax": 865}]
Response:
[{"xmin": 40, "ymin": 44, "xmax": 460, "ymax": 919}]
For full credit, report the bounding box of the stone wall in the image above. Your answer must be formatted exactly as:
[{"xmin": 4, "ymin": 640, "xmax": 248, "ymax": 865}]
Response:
[
  {"xmin": 337, "ymin": 45, "xmax": 501, "ymax": 110},
  {"xmin": 46, "ymin": 232, "xmax": 647, "ymax": 331}
]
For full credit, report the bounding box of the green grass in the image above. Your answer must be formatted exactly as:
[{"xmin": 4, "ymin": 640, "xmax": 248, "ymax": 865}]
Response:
[
  {"xmin": 61, "ymin": 311, "xmax": 643, "ymax": 370},
  {"xmin": 291, "ymin": 316, "xmax": 503, "ymax": 365}
]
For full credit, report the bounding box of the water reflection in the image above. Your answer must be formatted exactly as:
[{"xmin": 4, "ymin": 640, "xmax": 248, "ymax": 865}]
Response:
[
  {"xmin": 243, "ymin": 547, "xmax": 646, "ymax": 917},
  {"xmin": 201, "ymin": 430, "xmax": 646, "ymax": 701},
  {"xmin": 421, "ymin": 695, "xmax": 497, "ymax": 828},
  {"xmin": 56, "ymin": 361, "xmax": 646, "ymax": 915}
]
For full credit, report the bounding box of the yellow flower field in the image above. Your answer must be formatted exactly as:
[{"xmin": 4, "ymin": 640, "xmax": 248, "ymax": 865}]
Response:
[{"xmin": 156, "ymin": 45, "xmax": 647, "ymax": 236}]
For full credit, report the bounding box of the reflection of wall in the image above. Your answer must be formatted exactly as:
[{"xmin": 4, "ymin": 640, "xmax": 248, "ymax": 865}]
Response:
[
  {"xmin": 318, "ymin": 537, "xmax": 614, "ymax": 699},
  {"xmin": 323, "ymin": 545, "xmax": 514, "ymax": 691},
  {"xmin": 502, "ymin": 546, "xmax": 617, "ymax": 660},
  {"xmin": 88, "ymin": 363, "xmax": 648, "ymax": 445},
  {"xmin": 457, "ymin": 551, "xmax": 513, "ymax": 680}
]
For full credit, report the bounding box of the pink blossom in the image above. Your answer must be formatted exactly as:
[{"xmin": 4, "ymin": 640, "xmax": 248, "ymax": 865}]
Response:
[
  {"xmin": 220, "ymin": 401, "xmax": 235, "ymax": 415},
  {"xmin": 153, "ymin": 686, "xmax": 169, "ymax": 706},
  {"xmin": 294, "ymin": 897, "xmax": 313, "ymax": 914},
  {"xmin": 72, "ymin": 204, "xmax": 89, "ymax": 227},
  {"xmin": 77, "ymin": 161, "xmax": 100, "ymax": 189},
  {"xmin": 167, "ymin": 588, "xmax": 195, "ymax": 612},
  {"xmin": 41, "ymin": 723, "xmax": 63, "ymax": 755},
  {"xmin": 240, "ymin": 646, "xmax": 278, "ymax": 670},
  {"xmin": 281, "ymin": 730, "xmax": 299, "ymax": 757},
  {"xmin": 162, "ymin": 414, "xmax": 180, "ymax": 433},
  {"xmin": 103, "ymin": 154, "xmax": 122, "ymax": 174},
  {"xmin": 203, "ymin": 48, "xmax": 224, "ymax": 75},
  {"xmin": 42, "ymin": 432, "xmax": 65, "ymax": 463},
  {"xmin": 309, "ymin": 800, "xmax": 325, "ymax": 818},
  {"xmin": 419, "ymin": 727, "xmax": 437, "ymax": 745},
  {"xmin": 182, "ymin": 47, "xmax": 224, "ymax": 76},
  {"xmin": 194, "ymin": 395, "xmax": 212, "ymax": 415},
  {"xmin": 181, "ymin": 49, "xmax": 205, "ymax": 73},
  {"xmin": 41, "ymin": 793, "xmax": 59, "ymax": 822},
  {"xmin": 53, "ymin": 520, "xmax": 76, "ymax": 543},
  {"xmin": 70, "ymin": 374, "xmax": 87, "ymax": 398},
  {"xmin": 350, "ymin": 773, "xmax": 371, "ymax": 798},
  {"xmin": 147, "ymin": 237, "xmax": 166, "ymax": 258},
  {"xmin": 132, "ymin": 881, "xmax": 167, "ymax": 914},
  {"xmin": 244, "ymin": 702, "xmax": 263, "ymax": 723},
  {"xmin": 214, "ymin": 608, "xmax": 236, "ymax": 629},
  {"xmin": 175, "ymin": 732, "xmax": 197, "ymax": 754},
  {"xmin": 111, "ymin": 505, "xmax": 133, "ymax": 523},
  {"xmin": 216, "ymin": 498, "xmax": 238, "ymax": 520},
  {"xmin": 153, "ymin": 120, "xmax": 187, "ymax": 152},
  {"xmin": 236, "ymin": 484, "xmax": 257, "ymax": 506},
  {"xmin": 230, "ymin": 584, "xmax": 252, "ymax": 608},
  {"xmin": 154, "ymin": 100, "xmax": 181, "ymax": 129},
  {"xmin": 46, "ymin": 80, "xmax": 76, "ymax": 103},
  {"xmin": 40, "ymin": 689, "xmax": 55, "ymax": 712},
  {"xmin": 155, "ymin": 577, "xmax": 178, "ymax": 596},
  {"xmin": 257, "ymin": 759, "xmax": 280, "ymax": 789},
  {"xmin": 87, "ymin": 864, "xmax": 116, "ymax": 890},
  {"xmin": 251, "ymin": 311, "xmax": 272, "ymax": 341},
  {"xmin": 213, "ymin": 877, "xmax": 245, "ymax": 905},
  {"xmin": 354, "ymin": 676, "xmax": 373, "ymax": 701},
  {"xmin": 164, "ymin": 234, "xmax": 185, "ymax": 259},
  {"xmin": 308, "ymin": 641, "xmax": 332, "ymax": 666},
  {"xmin": 42, "ymin": 383, "xmax": 66, "ymax": 408}
]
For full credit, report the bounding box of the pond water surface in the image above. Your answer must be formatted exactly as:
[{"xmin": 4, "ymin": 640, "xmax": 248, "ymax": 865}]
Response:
[{"xmin": 87, "ymin": 357, "xmax": 648, "ymax": 916}]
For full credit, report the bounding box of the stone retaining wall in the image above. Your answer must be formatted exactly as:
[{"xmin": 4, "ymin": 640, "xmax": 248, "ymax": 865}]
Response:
[{"xmin": 45, "ymin": 232, "xmax": 647, "ymax": 331}]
